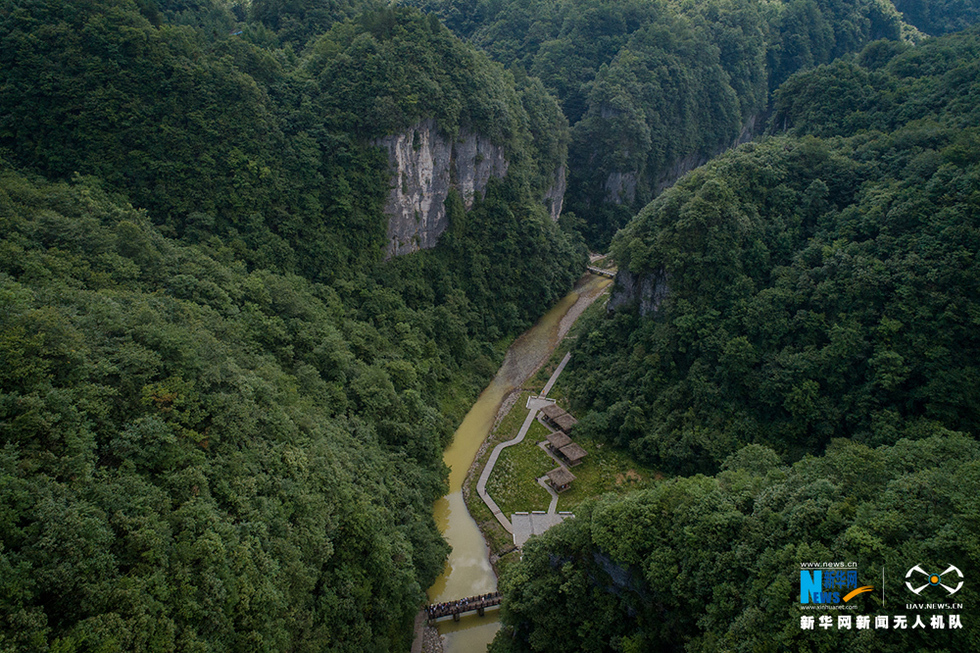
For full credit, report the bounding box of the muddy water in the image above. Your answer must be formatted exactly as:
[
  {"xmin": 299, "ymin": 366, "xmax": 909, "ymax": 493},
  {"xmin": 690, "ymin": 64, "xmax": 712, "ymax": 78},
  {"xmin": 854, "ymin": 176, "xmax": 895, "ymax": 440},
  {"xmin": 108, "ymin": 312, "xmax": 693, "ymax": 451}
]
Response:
[{"xmin": 427, "ymin": 275, "xmax": 610, "ymax": 653}]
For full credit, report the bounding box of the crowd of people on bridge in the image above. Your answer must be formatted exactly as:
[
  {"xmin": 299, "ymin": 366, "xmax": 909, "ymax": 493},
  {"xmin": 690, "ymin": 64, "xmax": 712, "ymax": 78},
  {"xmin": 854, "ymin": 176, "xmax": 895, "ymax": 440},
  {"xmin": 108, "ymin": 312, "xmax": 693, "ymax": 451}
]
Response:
[{"xmin": 426, "ymin": 592, "xmax": 501, "ymax": 619}]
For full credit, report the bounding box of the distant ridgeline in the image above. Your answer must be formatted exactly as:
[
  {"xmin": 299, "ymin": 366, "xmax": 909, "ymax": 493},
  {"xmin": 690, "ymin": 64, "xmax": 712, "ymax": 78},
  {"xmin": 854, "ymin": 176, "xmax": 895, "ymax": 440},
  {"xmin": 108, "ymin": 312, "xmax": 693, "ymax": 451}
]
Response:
[
  {"xmin": 491, "ymin": 27, "xmax": 980, "ymax": 651},
  {"xmin": 0, "ymin": 1, "xmax": 583, "ymax": 651},
  {"xmin": 407, "ymin": 0, "xmax": 980, "ymax": 247}
]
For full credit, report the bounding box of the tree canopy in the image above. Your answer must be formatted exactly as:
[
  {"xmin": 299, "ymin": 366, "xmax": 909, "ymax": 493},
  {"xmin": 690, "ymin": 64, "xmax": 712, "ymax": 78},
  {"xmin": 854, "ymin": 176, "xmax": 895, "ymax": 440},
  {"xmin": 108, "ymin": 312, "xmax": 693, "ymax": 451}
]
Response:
[
  {"xmin": 405, "ymin": 0, "xmax": 949, "ymax": 247},
  {"xmin": 565, "ymin": 28, "xmax": 980, "ymax": 474},
  {"xmin": 0, "ymin": 1, "xmax": 582, "ymax": 650},
  {"xmin": 494, "ymin": 435, "xmax": 980, "ymax": 652},
  {"xmin": 495, "ymin": 26, "xmax": 980, "ymax": 652}
]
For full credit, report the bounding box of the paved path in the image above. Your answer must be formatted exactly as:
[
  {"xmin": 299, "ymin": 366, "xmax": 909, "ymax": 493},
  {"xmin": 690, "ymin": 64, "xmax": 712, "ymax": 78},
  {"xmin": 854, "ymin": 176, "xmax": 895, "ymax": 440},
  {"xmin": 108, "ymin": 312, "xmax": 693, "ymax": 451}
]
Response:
[
  {"xmin": 536, "ymin": 473, "xmax": 560, "ymax": 514},
  {"xmin": 476, "ymin": 395, "xmax": 553, "ymax": 533},
  {"xmin": 537, "ymin": 439, "xmax": 565, "ymax": 468},
  {"xmin": 476, "ymin": 354, "xmax": 571, "ymax": 533},
  {"xmin": 541, "ymin": 352, "xmax": 571, "ymax": 397},
  {"xmin": 411, "ymin": 610, "xmax": 425, "ymax": 653}
]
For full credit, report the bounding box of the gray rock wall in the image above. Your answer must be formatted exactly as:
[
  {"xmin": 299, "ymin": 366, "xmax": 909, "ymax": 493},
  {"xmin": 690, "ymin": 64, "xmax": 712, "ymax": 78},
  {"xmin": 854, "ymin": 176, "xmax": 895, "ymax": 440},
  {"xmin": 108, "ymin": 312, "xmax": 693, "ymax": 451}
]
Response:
[
  {"xmin": 604, "ymin": 112, "xmax": 764, "ymax": 205},
  {"xmin": 604, "ymin": 171, "xmax": 638, "ymax": 205},
  {"xmin": 653, "ymin": 152, "xmax": 710, "ymax": 196},
  {"xmin": 607, "ymin": 267, "xmax": 669, "ymax": 317},
  {"xmin": 375, "ymin": 119, "xmax": 508, "ymax": 258},
  {"xmin": 543, "ymin": 165, "xmax": 566, "ymax": 222}
]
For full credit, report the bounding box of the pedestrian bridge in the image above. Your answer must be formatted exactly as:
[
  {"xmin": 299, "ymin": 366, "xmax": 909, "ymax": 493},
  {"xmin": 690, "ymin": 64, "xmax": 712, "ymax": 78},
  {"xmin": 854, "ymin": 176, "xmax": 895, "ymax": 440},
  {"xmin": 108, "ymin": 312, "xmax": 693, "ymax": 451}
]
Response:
[
  {"xmin": 425, "ymin": 592, "xmax": 502, "ymax": 622},
  {"xmin": 586, "ymin": 265, "xmax": 615, "ymax": 278}
]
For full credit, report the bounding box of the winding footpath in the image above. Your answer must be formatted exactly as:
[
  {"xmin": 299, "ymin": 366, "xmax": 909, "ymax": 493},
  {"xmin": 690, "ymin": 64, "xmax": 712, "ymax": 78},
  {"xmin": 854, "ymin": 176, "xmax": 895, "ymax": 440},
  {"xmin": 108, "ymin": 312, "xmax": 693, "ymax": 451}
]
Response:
[{"xmin": 475, "ymin": 352, "xmax": 572, "ymax": 533}]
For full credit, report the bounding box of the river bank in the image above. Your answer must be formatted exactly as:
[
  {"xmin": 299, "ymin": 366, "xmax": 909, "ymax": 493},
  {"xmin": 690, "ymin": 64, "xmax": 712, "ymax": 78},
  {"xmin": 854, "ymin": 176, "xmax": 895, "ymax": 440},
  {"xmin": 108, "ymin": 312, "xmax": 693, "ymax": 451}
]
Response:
[
  {"xmin": 421, "ymin": 271, "xmax": 612, "ymax": 653},
  {"xmin": 461, "ymin": 274, "xmax": 612, "ymax": 575},
  {"xmin": 485, "ymin": 273, "xmax": 612, "ymax": 462}
]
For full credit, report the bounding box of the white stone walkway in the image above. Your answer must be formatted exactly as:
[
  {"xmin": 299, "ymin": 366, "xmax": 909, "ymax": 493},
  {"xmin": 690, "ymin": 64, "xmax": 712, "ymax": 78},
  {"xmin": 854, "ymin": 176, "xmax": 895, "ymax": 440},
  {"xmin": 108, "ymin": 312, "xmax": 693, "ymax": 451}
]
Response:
[
  {"xmin": 541, "ymin": 352, "xmax": 572, "ymax": 397},
  {"xmin": 475, "ymin": 352, "xmax": 572, "ymax": 533},
  {"xmin": 536, "ymin": 473, "xmax": 560, "ymax": 514}
]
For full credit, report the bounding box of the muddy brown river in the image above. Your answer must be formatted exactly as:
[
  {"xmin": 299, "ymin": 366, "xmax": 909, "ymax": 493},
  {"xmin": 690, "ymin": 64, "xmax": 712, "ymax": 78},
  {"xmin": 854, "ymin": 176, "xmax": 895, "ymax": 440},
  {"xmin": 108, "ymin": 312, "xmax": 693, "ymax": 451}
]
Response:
[{"xmin": 426, "ymin": 274, "xmax": 611, "ymax": 653}]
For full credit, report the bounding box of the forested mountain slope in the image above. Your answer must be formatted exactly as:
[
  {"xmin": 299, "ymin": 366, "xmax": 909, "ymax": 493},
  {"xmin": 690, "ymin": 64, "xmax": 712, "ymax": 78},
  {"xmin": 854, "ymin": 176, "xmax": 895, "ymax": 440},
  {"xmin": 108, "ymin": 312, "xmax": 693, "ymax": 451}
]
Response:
[
  {"xmin": 495, "ymin": 436, "xmax": 980, "ymax": 652},
  {"xmin": 0, "ymin": 165, "xmax": 456, "ymax": 651},
  {"xmin": 0, "ymin": 1, "xmax": 583, "ymax": 651},
  {"xmin": 3, "ymin": 0, "xmax": 979, "ymax": 651},
  {"xmin": 567, "ymin": 28, "xmax": 980, "ymax": 473},
  {"xmin": 0, "ymin": 1, "xmax": 575, "ymax": 277},
  {"xmin": 493, "ymin": 27, "xmax": 980, "ymax": 651},
  {"xmin": 408, "ymin": 0, "xmax": 980, "ymax": 247}
]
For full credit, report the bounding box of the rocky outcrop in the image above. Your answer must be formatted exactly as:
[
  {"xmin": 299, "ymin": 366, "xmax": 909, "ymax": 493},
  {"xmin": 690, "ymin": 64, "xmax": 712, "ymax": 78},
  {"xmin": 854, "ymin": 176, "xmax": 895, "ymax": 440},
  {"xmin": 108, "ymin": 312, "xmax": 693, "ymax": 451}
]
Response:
[
  {"xmin": 543, "ymin": 165, "xmax": 566, "ymax": 222},
  {"xmin": 607, "ymin": 267, "xmax": 669, "ymax": 317},
  {"xmin": 734, "ymin": 113, "xmax": 759, "ymax": 147},
  {"xmin": 602, "ymin": 112, "xmax": 766, "ymax": 205},
  {"xmin": 653, "ymin": 112, "xmax": 764, "ymax": 195},
  {"xmin": 375, "ymin": 119, "xmax": 508, "ymax": 258},
  {"xmin": 604, "ymin": 171, "xmax": 638, "ymax": 205},
  {"xmin": 652, "ymin": 152, "xmax": 709, "ymax": 196}
]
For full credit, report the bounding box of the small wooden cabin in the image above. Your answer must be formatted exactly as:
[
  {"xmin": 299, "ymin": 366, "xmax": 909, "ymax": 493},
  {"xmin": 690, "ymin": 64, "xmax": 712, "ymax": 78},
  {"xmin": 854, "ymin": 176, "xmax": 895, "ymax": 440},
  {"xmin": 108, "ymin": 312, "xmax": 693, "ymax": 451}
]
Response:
[
  {"xmin": 546, "ymin": 466, "xmax": 576, "ymax": 492},
  {"xmin": 558, "ymin": 442, "xmax": 588, "ymax": 466},
  {"xmin": 540, "ymin": 403, "xmax": 578, "ymax": 434},
  {"xmin": 545, "ymin": 430, "xmax": 572, "ymax": 452}
]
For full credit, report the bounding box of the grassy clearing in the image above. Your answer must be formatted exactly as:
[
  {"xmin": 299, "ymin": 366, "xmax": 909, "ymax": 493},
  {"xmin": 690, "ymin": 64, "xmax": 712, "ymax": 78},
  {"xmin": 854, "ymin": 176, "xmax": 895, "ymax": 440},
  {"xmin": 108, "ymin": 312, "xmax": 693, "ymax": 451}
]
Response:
[
  {"xmin": 556, "ymin": 435, "xmax": 659, "ymax": 509},
  {"xmin": 485, "ymin": 420, "xmax": 555, "ymax": 515},
  {"xmin": 461, "ymin": 391, "xmax": 534, "ymax": 559}
]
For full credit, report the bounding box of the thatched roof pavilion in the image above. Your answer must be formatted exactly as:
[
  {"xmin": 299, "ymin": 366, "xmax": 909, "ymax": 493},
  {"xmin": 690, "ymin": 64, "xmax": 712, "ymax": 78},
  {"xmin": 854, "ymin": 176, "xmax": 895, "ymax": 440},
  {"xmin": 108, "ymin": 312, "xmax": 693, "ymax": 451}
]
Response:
[
  {"xmin": 545, "ymin": 430, "xmax": 572, "ymax": 450},
  {"xmin": 558, "ymin": 442, "xmax": 588, "ymax": 466},
  {"xmin": 546, "ymin": 466, "xmax": 576, "ymax": 492},
  {"xmin": 540, "ymin": 403, "xmax": 578, "ymax": 433}
]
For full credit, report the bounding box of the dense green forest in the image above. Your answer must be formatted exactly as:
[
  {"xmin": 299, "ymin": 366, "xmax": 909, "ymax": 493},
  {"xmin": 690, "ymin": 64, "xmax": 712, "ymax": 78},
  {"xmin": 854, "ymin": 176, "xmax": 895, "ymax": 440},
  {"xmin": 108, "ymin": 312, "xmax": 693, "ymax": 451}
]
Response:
[
  {"xmin": 494, "ymin": 27, "xmax": 980, "ymax": 652},
  {"xmin": 0, "ymin": 1, "xmax": 582, "ymax": 651},
  {"xmin": 495, "ymin": 436, "xmax": 980, "ymax": 652},
  {"xmin": 3, "ymin": 0, "xmax": 980, "ymax": 651},
  {"xmin": 0, "ymin": 0, "xmax": 576, "ymax": 281},
  {"xmin": 0, "ymin": 165, "xmax": 456, "ymax": 651},
  {"xmin": 566, "ymin": 28, "xmax": 980, "ymax": 473},
  {"xmin": 406, "ymin": 0, "xmax": 943, "ymax": 246}
]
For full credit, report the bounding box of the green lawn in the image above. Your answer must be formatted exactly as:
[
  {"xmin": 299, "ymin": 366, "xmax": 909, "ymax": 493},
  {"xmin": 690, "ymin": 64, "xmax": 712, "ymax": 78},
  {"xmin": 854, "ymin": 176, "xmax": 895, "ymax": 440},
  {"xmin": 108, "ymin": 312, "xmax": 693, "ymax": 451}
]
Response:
[
  {"xmin": 485, "ymin": 420, "xmax": 556, "ymax": 515},
  {"xmin": 461, "ymin": 391, "xmax": 534, "ymax": 556},
  {"xmin": 484, "ymin": 412, "xmax": 660, "ymax": 517},
  {"xmin": 463, "ymin": 290, "xmax": 661, "ymax": 566},
  {"xmin": 555, "ymin": 435, "xmax": 658, "ymax": 509}
]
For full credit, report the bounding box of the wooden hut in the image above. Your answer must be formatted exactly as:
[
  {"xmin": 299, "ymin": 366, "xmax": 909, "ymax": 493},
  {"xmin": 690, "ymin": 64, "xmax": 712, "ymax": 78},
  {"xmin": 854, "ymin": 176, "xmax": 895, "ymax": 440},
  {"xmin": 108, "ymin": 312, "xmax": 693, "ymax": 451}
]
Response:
[
  {"xmin": 545, "ymin": 431, "xmax": 572, "ymax": 453},
  {"xmin": 546, "ymin": 466, "xmax": 576, "ymax": 492},
  {"xmin": 557, "ymin": 442, "xmax": 588, "ymax": 466},
  {"xmin": 540, "ymin": 403, "xmax": 578, "ymax": 434}
]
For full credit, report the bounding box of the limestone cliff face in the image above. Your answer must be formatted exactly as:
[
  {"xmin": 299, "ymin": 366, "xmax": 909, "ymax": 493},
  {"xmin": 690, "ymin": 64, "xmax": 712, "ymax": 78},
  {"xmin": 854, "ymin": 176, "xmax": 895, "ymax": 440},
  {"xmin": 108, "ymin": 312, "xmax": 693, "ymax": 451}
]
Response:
[
  {"xmin": 653, "ymin": 152, "xmax": 710, "ymax": 196},
  {"xmin": 603, "ymin": 112, "xmax": 764, "ymax": 205},
  {"xmin": 543, "ymin": 165, "xmax": 566, "ymax": 222},
  {"xmin": 607, "ymin": 267, "xmax": 669, "ymax": 317},
  {"xmin": 604, "ymin": 171, "xmax": 638, "ymax": 205},
  {"xmin": 375, "ymin": 119, "xmax": 508, "ymax": 258}
]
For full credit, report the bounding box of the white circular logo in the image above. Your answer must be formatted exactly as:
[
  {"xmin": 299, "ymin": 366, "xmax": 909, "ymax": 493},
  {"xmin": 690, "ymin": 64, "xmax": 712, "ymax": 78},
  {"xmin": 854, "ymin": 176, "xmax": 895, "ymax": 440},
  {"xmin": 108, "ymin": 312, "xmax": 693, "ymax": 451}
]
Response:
[{"xmin": 905, "ymin": 564, "xmax": 964, "ymax": 595}]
